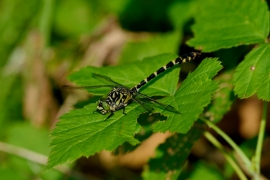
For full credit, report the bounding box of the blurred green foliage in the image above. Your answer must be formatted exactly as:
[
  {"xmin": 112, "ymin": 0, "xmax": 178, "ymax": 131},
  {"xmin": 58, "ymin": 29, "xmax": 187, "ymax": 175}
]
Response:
[{"xmin": 0, "ymin": 0, "xmax": 269, "ymax": 179}]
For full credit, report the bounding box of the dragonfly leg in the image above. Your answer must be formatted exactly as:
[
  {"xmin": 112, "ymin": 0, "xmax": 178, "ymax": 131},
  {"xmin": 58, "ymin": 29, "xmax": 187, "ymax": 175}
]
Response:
[
  {"xmin": 105, "ymin": 112, "xmax": 114, "ymax": 121},
  {"xmin": 122, "ymin": 107, "xmax": 127, "ymax": 115}
]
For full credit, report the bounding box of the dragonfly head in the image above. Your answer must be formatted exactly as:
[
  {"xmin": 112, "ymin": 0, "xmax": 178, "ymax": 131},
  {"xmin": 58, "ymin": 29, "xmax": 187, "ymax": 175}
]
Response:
[{"xmin": 96, "ymin": 100, "xmax": 110, "ymax": 114}]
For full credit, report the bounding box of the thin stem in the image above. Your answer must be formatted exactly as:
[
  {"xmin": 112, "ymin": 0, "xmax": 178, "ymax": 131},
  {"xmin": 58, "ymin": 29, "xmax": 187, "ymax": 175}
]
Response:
[
  {"xmin": 204, "ymin": 132, "xmax": 247, "ymax": 180},
  {"xmin": 39, "ymin": 0, "xmax": 54, "ymax": 47},
  {"xmin": 0, "ymin": 141, "xmax": 101, "ymax": 180},
  {"xmin": 200, "ymin": 116, "xmax": 252, "ymax": 172},
  {"xmin": 0, "ymin": 141, "xmax": 69, "ymax": 173},
  {"xmin": 253, "ymin": 101, "xmax": 268, "ymax": 179}
]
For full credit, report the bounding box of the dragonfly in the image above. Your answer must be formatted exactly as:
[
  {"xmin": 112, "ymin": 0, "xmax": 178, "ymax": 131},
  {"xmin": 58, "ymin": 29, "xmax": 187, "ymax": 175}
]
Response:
[{"xmin": 64, "ymin": 52, "xmax": 201, "ymax": 120}]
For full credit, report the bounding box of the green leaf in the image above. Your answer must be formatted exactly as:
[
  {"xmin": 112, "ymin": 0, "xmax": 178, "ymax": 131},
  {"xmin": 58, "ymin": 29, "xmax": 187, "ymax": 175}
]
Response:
[
  {"xmin": 187, "ymin": 0, "xmax": 269, "ymax": 52},
  {"xmin": 142, "ymin": 126, "xmax": 203, "ymax": 180},
  {"xmin": 46, "ymin": 103, "xmax": 142, "ymax": 170},
  {"xmin": 48, "ymin": 54, "xmax": 216, "ymax": 169},
  {"xmin": 205, "ymin": 71, "xmax": 235, "ymax": 123},
  {"xmin": 153, "ymin": 58, "xmax": 222, "ymax": 133},
  {"xmin": 233, "ymin": 43, "xmax": 270, "ymax": 100},
  {"xmin": 69, "ymin": 54, "xmax": 180, "ymax": 96}
]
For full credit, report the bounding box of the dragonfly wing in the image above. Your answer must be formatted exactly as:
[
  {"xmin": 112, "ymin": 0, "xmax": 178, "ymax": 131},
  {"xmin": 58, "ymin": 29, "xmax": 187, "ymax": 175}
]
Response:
[
  {"xmin": 132, "ymin": 97, "xmax": 153, "ymax": 112},
  {"xmin": 62, "ymin": 84, "xmax": 115, "ymax": 90},
  {"xmin": 93, "ymin": 73, "xmax": 125, "ymax": 86},
  {"xmin": 135, "ymin": 92, "xmax": 180, "ymax": 114}
]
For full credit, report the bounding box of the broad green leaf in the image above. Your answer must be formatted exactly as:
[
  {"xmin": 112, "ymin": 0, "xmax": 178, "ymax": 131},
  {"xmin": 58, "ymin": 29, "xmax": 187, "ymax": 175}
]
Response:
[
  {"xmin": 153, "ymin": 58, "xmax": 222, "ymax": 133},
  {"xmin": 233, "ymin": 43, "xmax": 270, "ymax": 100},
  {"xmin": 46, "ymin": 103, "xmax": 142, "ymax": 170},
  {"xmin": 142, "ymin": 126, "xmax": 203, "ymax": 180},
  {"xmin": 205, "ymin": 71, "xmax": 235, "ymax": 123},
  {"xmin": 47, "ymin": 54, "xmax": 211, "ymax": 169},
  {"xmin": 187, "ymin": 0, "xmax": 269, "ymax": 52},
  {"xmin": 69, "ymin": 54, "xmax": 180, "ymax": 96}
]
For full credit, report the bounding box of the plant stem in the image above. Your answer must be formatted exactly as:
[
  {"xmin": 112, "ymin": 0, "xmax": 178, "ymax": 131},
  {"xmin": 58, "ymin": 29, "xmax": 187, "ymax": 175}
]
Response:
[
  {"xmin": 204, "ymin": 132, "xmax": 247, "ymax": 180},
  {"xmin": 0, "ymin": 141, "xmax": 68, "ymax": 173},
  {"xmin": 39, "ymin": 0, "xmax": 54, "ymax": 47},
  {"xmin": 253, "ymin": 101, "xmax": 268, "ymax": 180},
  {"xmin": 200, "ymin": 116, "xmax": 251, "ymax": 172},
  {"xmin": 0, "ymin": 141, "xmax": 104, "ymax": 180}
]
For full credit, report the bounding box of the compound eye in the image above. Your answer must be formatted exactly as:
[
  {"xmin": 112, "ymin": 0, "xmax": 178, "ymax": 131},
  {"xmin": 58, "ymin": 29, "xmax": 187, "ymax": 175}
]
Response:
[{"xmin": 96, "ymin": 100, "xmax": 103, "ymax": 110}]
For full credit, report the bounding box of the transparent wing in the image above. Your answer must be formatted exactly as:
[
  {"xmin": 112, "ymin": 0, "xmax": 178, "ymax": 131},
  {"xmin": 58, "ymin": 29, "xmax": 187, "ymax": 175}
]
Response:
[
  {"xmin": 132, "ymin": 97, "xmax": 153, "ymax": 112},
  {"xmin": 135, "ymin": 92, "xmax": 180, "ymax": 114},
  {"xmin": 93, "ymin": 73, "xmax": 124, "ymax": 86},
  {"xmin": 62, "ymin": 84, "xmax": 115, "ymax": 90}
]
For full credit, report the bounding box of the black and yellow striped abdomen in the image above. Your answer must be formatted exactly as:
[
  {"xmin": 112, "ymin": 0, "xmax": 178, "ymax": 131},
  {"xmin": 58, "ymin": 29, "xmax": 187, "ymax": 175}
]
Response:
[
  {"xmin": 95, "ymin": 52, "xmax": 200, "ymax": 119},
  {"xmin": 131, "ymin": 52, "xmax": 200, "ymax": 92},
  {"xmin": 65, "ymin": 52, "xmax": 201, "ymax": 120}
]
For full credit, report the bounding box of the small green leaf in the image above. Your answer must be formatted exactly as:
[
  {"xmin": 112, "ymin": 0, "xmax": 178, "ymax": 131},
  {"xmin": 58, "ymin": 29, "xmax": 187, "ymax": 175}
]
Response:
[
  {"xmin": 187, "ymin": 0, "xmax": 269, "ymax": 52},
  {"xmin": 47, "ymin": 54, "xmax": 209, "ymax": 169},
  {"xmin": 153, "ymin": 58, "xmax": 222, "ymax": 133},
  {"xmin": 46, "ymin": 103, "xmax": 141, "ymax": 170},
  {"xmin": 142, "ymin": 126, "xmax": 203, "ymax": 180},
  {"xmin": 233, "ymin": 43, "xmax": 270, "ymax": 100},
  {"xmin": 69, "ymin": 54, "xmax": 180, "ymax": 96}
]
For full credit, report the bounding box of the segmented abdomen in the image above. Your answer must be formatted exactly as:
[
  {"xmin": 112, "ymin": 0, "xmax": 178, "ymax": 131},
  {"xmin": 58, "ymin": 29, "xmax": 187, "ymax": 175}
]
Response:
[{"xmin": 131, "ymin": 52, "xmax": 200, "ymax": 92}]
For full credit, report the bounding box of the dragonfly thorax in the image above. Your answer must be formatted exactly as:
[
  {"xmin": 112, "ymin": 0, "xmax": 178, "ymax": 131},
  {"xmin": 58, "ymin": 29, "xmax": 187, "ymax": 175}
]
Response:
[{"xmin": 96, "ymin": 87, "xmax": 134, "ymax": 115}]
